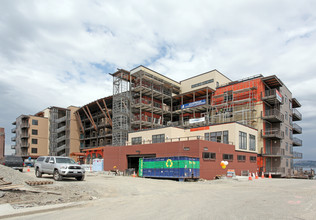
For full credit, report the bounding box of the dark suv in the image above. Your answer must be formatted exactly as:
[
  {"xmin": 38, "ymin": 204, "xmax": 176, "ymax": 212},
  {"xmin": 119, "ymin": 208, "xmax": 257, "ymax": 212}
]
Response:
[{"xmin": 2, "ymin": 155, "xmax": 24, "ymax": 172}]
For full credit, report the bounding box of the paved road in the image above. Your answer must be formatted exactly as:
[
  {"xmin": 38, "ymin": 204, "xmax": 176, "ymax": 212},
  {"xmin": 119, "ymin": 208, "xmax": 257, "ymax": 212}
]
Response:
[{"xmin": 5, "ymin": 177, "xmax": 316, "ymax": 220}]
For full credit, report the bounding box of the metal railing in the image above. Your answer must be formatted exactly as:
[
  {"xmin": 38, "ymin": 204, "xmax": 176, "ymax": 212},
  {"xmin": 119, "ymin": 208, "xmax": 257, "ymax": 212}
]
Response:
[
  {"xmin": 11, "ymin": 128, "xmax": 16, "ymax": 133},
  {"xmin": 56, "ymin": 116, "xmax": 67, "ymax": 123},
  {"xmin": 292, "ymin": 123, "xmax": 302, "ymax": 133},
  {"xmin": 21, "ymin": 143, "xmax": 29, "ymax": 148},
  {"xmin": 293, "ymin": 137, "xmax": 302, "ymax": 146},
  {"xmin": 292, "ymin": 108, "xmax": 302, "ymax": 120},
  {"xmin": 293, "ymin": 151, "xmax": 303, "ymax": 159},
  {"xmin": 263, "ymin": 109, "xmax": 284, "ymax": 121},
  {"xmin": 264, "ymin": 89, "xmax": 278, "ymax": 97},
  {"xmin": 21, "ymin": 123, "xmax": 29, "ymax": 128},
  {"xmin": 11, "ymin": 136, "xmax": 16, "ymax": 141},
  {"xmin": 264, "ymin": 147, "xmax": 284, "ymax": 156},
  {"xmin": 261, "ymin": 129, "xmax": 284, "ymax": 139},
  {"xmin": 20, "ymin": 133, "xmax": 29, "ymax": 138}
]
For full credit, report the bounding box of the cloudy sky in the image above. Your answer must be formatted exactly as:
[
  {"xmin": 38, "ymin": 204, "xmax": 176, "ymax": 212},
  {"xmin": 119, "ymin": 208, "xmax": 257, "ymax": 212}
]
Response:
[{"xmin": 0, "ymin": 0, "xmax": 315, "ymax": 159}]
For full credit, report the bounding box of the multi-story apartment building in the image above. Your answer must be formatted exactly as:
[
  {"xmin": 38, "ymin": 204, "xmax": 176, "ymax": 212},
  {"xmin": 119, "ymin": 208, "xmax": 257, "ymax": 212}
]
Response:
[
  {"xmin": 0, "ymin": 127, "xmax": 5, "ymax": 160},
  {"xmin": 12, "ymin": 115, "xmax": 49, "ymax": 158},
  {"xmin": 11, "ymin": 106, "xmax": 80, "ymax": 159},
  {"xmin": 108, "ymin": 66, "xmax": 302, "ymax": 177}
]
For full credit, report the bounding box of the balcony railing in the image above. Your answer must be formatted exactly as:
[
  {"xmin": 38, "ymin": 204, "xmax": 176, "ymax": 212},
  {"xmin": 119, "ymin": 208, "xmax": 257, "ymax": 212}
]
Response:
[
  {"xmin": 262, "ymin": 89, "xmax": 283, "ymax": 104},
  {"xmin": 262, "ymin": 109, "xmax": 284, "ymax": 123},
  {"xmin": 292, "ymin": 123, "xmax": 302, "ymax": 134},
  {"xmin": 57, "ymin": 125, "xmax": 66, "ymax": 133},
  {"xmin": 21, "ymin": 123, "xmax": 29, "ymax": 128},
  {"xmin": 20, "ymin": 133, "xmax": 29, "ymax": 138},
  {"xmin": 293, "ymin": 137, "xmax": 302, "ymax": 146},
  {"xmin": 263, "ymin": 147, "xmax": 284, "ymax": 157},
  {"xmin": 293, "ymin": 151, "xmax": 303, "ymax": 159},
  {"xmin": 292, "ymin": 108, "xmax": 302, "ymax": 121},
  {"xmin": 11, "ymin": 128, "xmax": 16, "ymax": 133},
  {"xmin": 21, "ymin": 143, "xmax": 29, "ymax": 148},
  {"xmin": 261, "ymin": 129, "xmax": 284, "ymax": 139},
  {"xmin": 11, "ymin": 145, "xmax": 16, "ymax": 149},
  {"xmin": 56, "ymin": 135, "xmax": 66, "ymax": 143},
  {"xmin": 11, "ymin": 136, "xmax": 16, "ymax": 141},
  {"xmin": 56, "ymin": 116, "xmax": 67, "ymax": 124},
  {"xmin": 56, "ymin": 144, "xmax": 66, "ymax": 152}
]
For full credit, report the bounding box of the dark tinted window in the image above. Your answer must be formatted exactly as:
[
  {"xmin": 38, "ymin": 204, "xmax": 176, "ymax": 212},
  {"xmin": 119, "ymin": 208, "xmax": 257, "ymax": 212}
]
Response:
[{"xmin": 37, "ymin": 157, "xmax": 45, "ymax": 162}]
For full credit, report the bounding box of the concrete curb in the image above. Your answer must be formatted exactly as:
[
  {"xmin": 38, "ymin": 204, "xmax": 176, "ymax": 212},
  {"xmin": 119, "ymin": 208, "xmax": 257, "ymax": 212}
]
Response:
[{"xmin": 0, "ymin": 200, "xmax": 87, "ymax": 219}]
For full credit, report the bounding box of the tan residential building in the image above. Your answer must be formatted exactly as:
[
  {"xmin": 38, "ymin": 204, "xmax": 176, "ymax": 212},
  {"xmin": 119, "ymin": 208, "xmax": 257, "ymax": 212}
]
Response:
[{"xmin": 12, "ymin": 106, "xmax": 80, "ymax": 159}]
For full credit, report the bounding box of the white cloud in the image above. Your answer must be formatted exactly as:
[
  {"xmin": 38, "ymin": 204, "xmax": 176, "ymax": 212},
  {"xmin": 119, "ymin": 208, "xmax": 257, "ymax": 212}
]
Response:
[{"xmin": 0, "ymin": 0, "xmax": 315, "ymax": 158}]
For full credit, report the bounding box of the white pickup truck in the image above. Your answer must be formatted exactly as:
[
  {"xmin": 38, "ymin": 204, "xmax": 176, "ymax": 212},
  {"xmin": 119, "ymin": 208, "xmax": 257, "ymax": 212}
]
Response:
[{"xmin": 34, "ymin": 156, "xmax": 85, "ymax": 181}]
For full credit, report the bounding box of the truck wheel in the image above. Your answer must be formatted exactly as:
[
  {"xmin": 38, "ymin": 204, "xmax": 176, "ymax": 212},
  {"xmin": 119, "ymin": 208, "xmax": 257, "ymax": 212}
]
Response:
[
  {"xmin": 53, "ymin": 170, "xmax": 62, "ymax": 181},
  {"xmin": 35, "ymin": 168, "xmax": 42, "ymax": 178},
  {"xmin": 75, "ymin": 175, "xmax": 85, "ymax": 181}
]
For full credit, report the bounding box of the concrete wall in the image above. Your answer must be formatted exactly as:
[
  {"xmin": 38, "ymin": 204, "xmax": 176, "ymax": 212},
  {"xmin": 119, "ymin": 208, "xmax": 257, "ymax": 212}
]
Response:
[{"xmin": 103, "ymin": 140, "xmax": 257, "ymax": 180}]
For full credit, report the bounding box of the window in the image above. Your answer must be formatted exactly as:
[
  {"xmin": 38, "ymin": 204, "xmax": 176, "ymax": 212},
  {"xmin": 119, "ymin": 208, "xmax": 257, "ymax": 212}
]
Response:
[
  {"xmin": 285, "ymin": 111, "xmax": 288, "ymax": 120},
  {"xmin": 32, "ymin": 139, "xmax": 38, "ymax": 144},
  {"xmin": 202, "ymin": 152, "xmax": 216, "ymax": 160},
  {"xmin": 210, "ymin": 132, "xmax": 216, "ymax": 142},
  {"xmin": 237, "ymin": 155, "xmax": 246, "ymax": 161},
  {"xmin": 32, "ymin": 129, "xmax": 38, "ymax": 135},
  {"xmin": 183, "ymin": 147, "xmax": 190, "ymax": 151},
  {"xmin": 131, "ymin": 137, "xmax": 142, "ymax": 145},
  {"xmin": 285, "ymin": 127, "xmax": 288, "ymax": 136},
  {"xmin": 286, "ymin": 159, "xmax": 289, "ymax": 167},
  {"xmin": 204, "ymin": 133, "xmax": 210, "ymax": 141},
  {"xmin": 239, "ymin": 131, "xmax": 247, "ymax": 150},
  {"xmin": 249, "ymin": 134, "xmax": 256, "ymax": 151},
  {"xmin": 191, "ymin": 79, "xmax": 214, "ymax": 88},
  {"xmin": 32, "ymin": 119, "xmax": 38, "ymax": 125},
  {"xmin": 45, "ymin": 157, "xmax": 50, "ymax": 163},
  {"xmin": 216, "ymin": 82, "xmax": 219, "ymax": 88},
  {"xmin": 152, "ymin": 134, "xmax": 165, "ymax": 143},
  {"xmin": 31, "ymin": 148, "xmax": 37, "ymax": 154},
  {"xmin": 290, "ymin": 144, "xmax": 293, "ymax": 154},
  {"xmin": 210, "ymin": 132, "xmax": 222, "ymax": 142},
  {"xmin": 223, "ymin": 154, "xmax": 233, "ymax": 161},
  {"xmin": 250, "ymin": 156, "xmax": 257, "ymax": 162},
  {"xmin": 203, "ymin": 147, "xmax": 208, "ymax": 151},
  {"xmin": 223, "ymin": 131, "xmax": 229, "ymax": 144},
  {"xmin": 286, "ymin": 142, "xmax": 288, "ymax": 151},
  {"xmin": 37, "ymin": 157, "xmax": 45, "ymax": 162}
]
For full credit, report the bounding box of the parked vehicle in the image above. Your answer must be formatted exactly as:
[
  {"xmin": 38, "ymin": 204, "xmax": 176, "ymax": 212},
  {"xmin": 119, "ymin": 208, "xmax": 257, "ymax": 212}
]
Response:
[
  {"xmin": 24, "ymin": 158, "xmax": 35, "ymax": 167},
  {"xmin": 34, "ymin": 156, "xmax": 85, "ymax": 181},
  {"xmin": 2, "ymin": 155, "xmax": 24, "ymax": 172}
]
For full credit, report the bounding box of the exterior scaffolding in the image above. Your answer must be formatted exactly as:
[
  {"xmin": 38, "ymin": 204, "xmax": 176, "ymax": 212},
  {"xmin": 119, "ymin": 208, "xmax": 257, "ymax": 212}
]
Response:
[
  {"xmin": 210, "ymin": 75, "xmax": 262, "ymax": 128},
  {"xmin": 111, "ymin": 69, "xmax": 131, "ymax": 146}
]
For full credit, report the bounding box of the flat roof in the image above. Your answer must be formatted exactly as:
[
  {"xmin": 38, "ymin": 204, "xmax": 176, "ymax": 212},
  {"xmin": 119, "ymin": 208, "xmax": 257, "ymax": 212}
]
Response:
[{"xmin": 180, "ymin": 69, "xmax": 232, "ymax": 83}]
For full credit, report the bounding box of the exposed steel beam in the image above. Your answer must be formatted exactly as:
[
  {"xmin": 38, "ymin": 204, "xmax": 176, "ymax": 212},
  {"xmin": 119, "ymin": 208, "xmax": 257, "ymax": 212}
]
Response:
[
  {"xmin": 96, "ymin": 101, "xmax": 109, "ymax": 124},
  {"xmin": 85, "ymin": 106, "xmax": 98, "ymax": 131},
  {"xmin": 82, "ymin": 107, "xmax": 97, "ymax": 131},
  {"xmin": 102, "ymin": 98, "xmax": 112, "ymax": 126}
]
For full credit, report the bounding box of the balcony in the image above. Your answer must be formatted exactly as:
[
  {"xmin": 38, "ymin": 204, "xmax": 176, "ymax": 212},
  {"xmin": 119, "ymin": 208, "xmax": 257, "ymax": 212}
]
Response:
[
  {"xmin": 262, "ymin": 147, "xmax": 284, "ymax": 157},
  {"xmin": 56, "ymin": 144, "xmax": 66, "ymax": 152},
  {"xmin": 11, "ymin": 128, "xmax": 16, "ymax": 133},
  {"xmin": 262, "ymin": 109, "xmax": 284, "ymax": 123},
  {"xmin": 293, "ymin": 137, "xmax": 302, "ymax": 146},
  {"xmin": 261, "ymin": 129, "xmax": 284, "ymax": 139},
  {"xmin": 57, "ymin": 125, "xmax": 66, "ymax": 133},
  {"xmin": 21, "ymin": 133, "xmax": 29, "ymax": 138},
  {"xmin": 293, "ymin": 151, "xmax": 303, "ymax": 159},
  {"xmin": 56, "ymin": 116, "xmax": 67, "ymax": 123},
  {"xmin": 292, "ymin": 123, "xmax": 302, "ymax": 134},
  {"xmin": 11, "ymin": 136, "xmax": 16, "ymax": 141},
  {"xmin": 21, "ymin": 143, "xmax": 29, "ymax": 148},
  {"xmin": 292, "ymin": 108, "xmax": 302, "ymax": 121},
  {"xmin": 11, "ymin": 145, "xmax": 16, "ymax": 149},
  {"xmin": 56, "ymin": 135, "xmax": 66, "ymax": 143},
  {"xmin": 21, "ymin": 122, "xmax": 29, "ymax": 128},
  {"xmin": 261, "ymin": 89, "xmax": 283, "ymax": 105}
]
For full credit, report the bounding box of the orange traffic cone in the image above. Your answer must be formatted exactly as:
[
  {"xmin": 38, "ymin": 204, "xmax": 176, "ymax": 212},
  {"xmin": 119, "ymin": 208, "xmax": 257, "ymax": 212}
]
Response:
[
  {"xmin": 132, "ymin": 171, "xmax": 136, "ymax": 178},
  {"xmin": 248, "ymin": 173, "xmax": 252, "ymax": 181},
  {"xmin": 255, "ymin": 172, "xmax": 259, "ymax": 179},
  {"xmin": 27, "ymin": 166, "xmax": 30, "ymax": 172},
  {"xmin": 269, "ymin": 172, "xmax": 272, "ymax": 179},
  {"xmin": 261, "ymin": 172, "xmax": 264, "ymax": 179}
]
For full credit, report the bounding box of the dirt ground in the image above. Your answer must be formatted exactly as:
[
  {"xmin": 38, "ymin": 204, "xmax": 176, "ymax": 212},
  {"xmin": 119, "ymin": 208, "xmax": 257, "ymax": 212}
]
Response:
[{"xmin": 2, "ymin": 165, "xmax": 316, "ymax": 219}]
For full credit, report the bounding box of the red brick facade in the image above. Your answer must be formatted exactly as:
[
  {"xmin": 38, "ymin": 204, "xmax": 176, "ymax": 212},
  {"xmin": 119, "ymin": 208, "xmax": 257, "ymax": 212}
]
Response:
[
  {"xmin": 103, "ymin": 140, "xmax": 257, "ymax": 180},
  {"xmin": 0, "ymin": 128, "xmax": 5, "ymax": 160}
]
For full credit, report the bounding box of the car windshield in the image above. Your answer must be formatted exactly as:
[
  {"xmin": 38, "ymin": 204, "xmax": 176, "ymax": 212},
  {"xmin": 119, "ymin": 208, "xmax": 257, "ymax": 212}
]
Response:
[{"xmin": 56, "ymin": 158, "xmax": 76, "ymax": 164}]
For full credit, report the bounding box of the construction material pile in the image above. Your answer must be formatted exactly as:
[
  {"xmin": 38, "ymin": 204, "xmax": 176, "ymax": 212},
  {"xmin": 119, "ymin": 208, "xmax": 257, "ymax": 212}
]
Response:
[{"xmin": 0, "ymin": 164, "xmax": 38, "ymax": 186}]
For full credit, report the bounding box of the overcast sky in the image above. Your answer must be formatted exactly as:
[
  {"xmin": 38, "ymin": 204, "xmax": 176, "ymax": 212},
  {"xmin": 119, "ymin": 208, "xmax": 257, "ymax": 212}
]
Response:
[{"xmin": 0, "ymin": 0, "xmax": 315, "ymax": 159}]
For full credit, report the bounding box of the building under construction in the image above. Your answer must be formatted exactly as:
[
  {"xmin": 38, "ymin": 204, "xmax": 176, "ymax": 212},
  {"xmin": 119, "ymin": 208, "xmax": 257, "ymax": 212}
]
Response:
[{"xmin": 108, "ymin": 65, "xmax": 302, "ymax": 177}]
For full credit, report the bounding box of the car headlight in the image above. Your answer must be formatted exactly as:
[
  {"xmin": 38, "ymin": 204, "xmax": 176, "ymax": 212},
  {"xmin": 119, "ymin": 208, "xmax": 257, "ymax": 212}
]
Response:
[{"xmin": 60, "ymin": 165, "xmax": 68, "ymax": 169}]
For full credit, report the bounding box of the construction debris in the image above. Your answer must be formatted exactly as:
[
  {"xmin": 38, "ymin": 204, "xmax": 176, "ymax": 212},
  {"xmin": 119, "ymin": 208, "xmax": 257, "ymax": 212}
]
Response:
[{"xmin": 25, "ymin": 181, "xmax": 54, "ymax": 186}]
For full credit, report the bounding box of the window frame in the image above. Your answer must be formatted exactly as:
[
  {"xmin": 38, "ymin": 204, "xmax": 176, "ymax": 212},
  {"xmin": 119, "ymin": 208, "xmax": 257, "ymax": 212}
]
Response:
[
  {"xmin": 31, "ymin": 138, "xmax": 38, "ymax": 144},
  {"xmin": 249, "ymin": 134, "xmax": 256, "ymax": 151},
  {"xmin": 202, "ymin": 152, "xmax": 216, "ymax": 160},
  {"xmin": 239, "ymin": 131, "xmax": 247, "ymax": 150},
  {"xmin": 32, "ymin": 129, "xmax": 38, "ymax": 135},
  {"xmin": 131, "ymin": 136, "xmax": 142, "ymax": 145},
  {"xmin": 237, "ymin": 155, "xmax": 246, "ymax": 161},
  {"xmin": 250, "ymin": 156, "xmax": 257, "ymax": 162},
  {"xmin": 152, "ymin": 134, "xmax": 165, "ymax": 144},
  {"xmin": 223, "ymin": 154, "xmax": 233, "ymax": 161},
  {"xmin": 32, "ymin": 119, "xmax": 38, "ymax": 125},
  {"xmin": 31, "ymin": 148, "xmax": 38, "ymax": 154}
]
